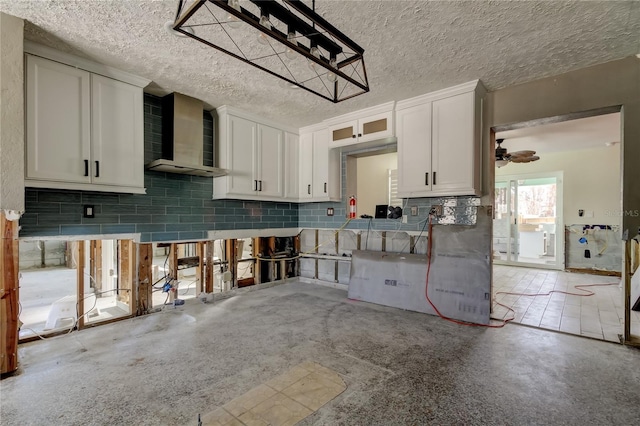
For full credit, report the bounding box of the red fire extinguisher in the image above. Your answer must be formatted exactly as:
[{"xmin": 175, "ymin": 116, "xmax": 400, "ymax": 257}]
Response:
[{"xmin": 349, "ymin": 195, "xmax": 357, "ymax": 219}]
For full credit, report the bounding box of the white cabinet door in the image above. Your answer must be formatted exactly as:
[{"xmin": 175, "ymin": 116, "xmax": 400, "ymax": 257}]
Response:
[
  {"xmin": 431, "ymin": 92, "xmax": 476, "ymax": 194},
  {"xmin": 312, "ymin": 129, "xmax": 330, "ymax": 199},
  {"xmin": 257, "ymin": 124, "xmax": 284, "ymax": 198},
  {"xmin": 397, "ymin": 102, "xmax": 432, "ymax": 197},
  {"xmin": 284, "ymin": 132, "xmax": 299, "ymax": 200},
  {"xmin": 227, "ymin": 115, "xmax": 256, "ymax": 196},
  {"xmin": 26, "ymin": 55, "xmax": 91, "ymax": 183},
  {"xmin": 357, "ymin": 110, "xmax": 394, "ymax": 143},
  {"xmin": 328, "ymin": 119, "xmax": 357, "ymax": 146},
  {"xmin": 298, "ymin": 133, "xmax": 314, "ymax": 200},
  {"xmin": 91, "ymin": 74, "xmax": 144, "ymax": 188}
]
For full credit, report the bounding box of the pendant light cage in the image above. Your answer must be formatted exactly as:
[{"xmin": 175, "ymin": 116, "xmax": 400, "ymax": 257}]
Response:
[{"xmin": 171, "ymin": 0, "xmax": 370, "ymax": 103}]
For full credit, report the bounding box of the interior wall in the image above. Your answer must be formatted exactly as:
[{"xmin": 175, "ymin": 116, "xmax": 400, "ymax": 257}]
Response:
[
  {"xmin": 496, "ymin": 145, "xmax": 621, "ymax": 226},
  {"xmin": 487, "ymin": 56, "xmax": 640, "ymax": 235},
  {"xmin": 356, "ymin": 152, "xmax": 397, "ymax": 216},
  {"xmin": 0, "ymin": 13, "xmax": 24, "ymax": 212}
]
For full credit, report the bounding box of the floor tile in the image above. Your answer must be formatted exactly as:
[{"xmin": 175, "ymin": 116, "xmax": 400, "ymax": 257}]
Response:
[
  {"xmin": 200, "ymin": 408, "xmax": 243, "ymax": 426},
  {"xmin": 265, "ymin": 365, "xmax": 311, "ymax": 392},
  {"xmin": 282, "ymin": 371, "xmax": 346, "ymax": 411},
  {"xmin": 249, "ymin": 392, "xmax": 313, "ymax": 426},
  {"xmin": 223, "ymin": 384, "xmax": 277, "ymax": 417}
]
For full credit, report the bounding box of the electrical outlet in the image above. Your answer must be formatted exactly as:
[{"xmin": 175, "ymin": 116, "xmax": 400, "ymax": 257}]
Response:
[
  {"xmin": 327, "ymin": 208, "xmax": 334, "ymax": 216},
  {"xmin": 411, "ymin": 206, "xmax": 418, "ymax": 216},
  {"xmin": 430, "ymin": 205, "xmax": 443, "ymax": 217},
  {"xmin": 402, "ymin": 215, "xmax": 408, "ymax": 223}
]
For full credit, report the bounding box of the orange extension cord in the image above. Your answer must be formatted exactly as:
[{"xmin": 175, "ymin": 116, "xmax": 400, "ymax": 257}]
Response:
[{"xmin": 423, "ymin": 216, "xmax": 619, "ymax": 328}]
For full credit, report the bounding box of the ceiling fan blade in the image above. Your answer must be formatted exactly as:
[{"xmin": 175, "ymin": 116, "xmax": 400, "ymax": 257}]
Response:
[
  {"xmin": 511, "ymin": 155, "xmax": 540, "ymax": 163},
  {"xmin": 508, "ymin": 150, "xmax": 536, "ymax": 158}
]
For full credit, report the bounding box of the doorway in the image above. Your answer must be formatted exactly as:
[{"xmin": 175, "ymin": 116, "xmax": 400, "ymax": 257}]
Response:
[
  {"xmin": 491, "ymin": 111, "xmax": 626, "ymax": 342},
  {"xmin": 494, "ymin": 172, "xmax": 563, "ymax": 269}
]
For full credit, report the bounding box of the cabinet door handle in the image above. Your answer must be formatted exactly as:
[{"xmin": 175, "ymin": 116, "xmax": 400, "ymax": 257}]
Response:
[
  {"xmin": 84, "ymin": 160, "xmax": 89, "ymax": 177},
  {"xmin": 259, "ymin": 180, "xmax": 263, "ymax": 191},
  {"xmin": 95, "ymin": 161, "xmax": 100, "ymax": 178},
  {"xmin": 254, "ymin": 180, "xmax": 258, "ymax": 191},
  {"xmin": 351, "ymin": 134, "xmax": 356, "ymax": 138},
  {"xmin": 425, "ymin": 172, "xmax": 429, "ymax": 186},
  {"xmin": 324, "ymin": 182, "xmax": 327, "ymax": 193},
  {"xmin": 358, "ymin": 133, "xmax": 362, "ymax": 137},
  {"xmin": 433, "ymin": 171, "xmax": 436, "ymax": 185},
  {"xmin": 308, "ymin": 184, "xmax": 311, "ymax": 195}
]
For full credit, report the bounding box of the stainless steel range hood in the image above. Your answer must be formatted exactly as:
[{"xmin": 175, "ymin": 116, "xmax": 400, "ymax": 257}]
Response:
[{"xmin": 146, "ymin": 93, "xmax": 227, "ymax": 177}]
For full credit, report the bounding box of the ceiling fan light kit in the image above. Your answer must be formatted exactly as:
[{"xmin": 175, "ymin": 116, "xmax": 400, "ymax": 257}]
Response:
[
  {"xmin": 168, "ymin": 0, "xmax": 370, "ymax": 103},
  {"xmin": 495, "ymin": 138, "xmax": 540, "ymax": 167}
]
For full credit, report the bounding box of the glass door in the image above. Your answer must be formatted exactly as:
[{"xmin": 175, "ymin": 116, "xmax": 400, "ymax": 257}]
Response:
[{"xmin": 494, "ymin": 172, "xmax": 563, "ymax": 269}]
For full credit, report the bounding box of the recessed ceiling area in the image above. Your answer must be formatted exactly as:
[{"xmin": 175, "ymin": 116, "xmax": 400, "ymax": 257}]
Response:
[
  {"xmin": 496, "ymin": 112, "xmax": 621, "ymax": 155},
  {"xmin": 1, "ymin": 0, "xmax": 639, "ymax": 127}
]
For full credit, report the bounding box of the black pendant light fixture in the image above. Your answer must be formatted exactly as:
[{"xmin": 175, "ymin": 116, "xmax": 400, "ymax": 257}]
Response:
[{"xmin": 168, "ymin": 0, "xmax": 370, "ymax": 103}]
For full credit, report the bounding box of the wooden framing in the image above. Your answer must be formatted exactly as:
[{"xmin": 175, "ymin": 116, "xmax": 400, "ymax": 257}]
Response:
[
  {"xmin": 76, "ymin": 241, "xmax": 85, "ymax": 329},
  {"xmin": 117, "ymin": 240, "xmax": 136, "ymax": 313},
  {"xmin": 225, "ymin": 239, "xmax": 236, "ymax": 288},
  {"xmin": 136, "ymin": 243, "xmax": 153, "ymax": 315},
  {"xmin": 0, "ymin": 213, "xmax": 19, "ymax": 374},
  {"xmin": 89, "ymin": 240, "xmax": 103, "ymax": 293},
  {"xmin": 205, "ymin": 241, "xmax": 214, "ymax": 293},
  {"xmin": 196, "ymin": 242, "xmax": 205, "ymax": 294}
]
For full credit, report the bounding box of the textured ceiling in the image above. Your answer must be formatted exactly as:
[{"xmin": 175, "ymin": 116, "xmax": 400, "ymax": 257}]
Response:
[{"xmin": 2, "ymin": 0, "xmax": 639, "ymax": 128}]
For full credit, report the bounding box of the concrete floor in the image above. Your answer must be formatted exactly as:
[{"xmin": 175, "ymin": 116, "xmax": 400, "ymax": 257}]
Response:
[{"xmin": 2, "ymin": 281, "xmax": 640, "ymax": 425}]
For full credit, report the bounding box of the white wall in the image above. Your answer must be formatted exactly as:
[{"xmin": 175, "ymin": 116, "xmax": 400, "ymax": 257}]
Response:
[
  {"xmin": 0, "ymin": 13, "xmax": 25, "ymax": 212},
  {"xmin": 356, "ymin": 152, "xmax": 397, "ymax": 216},
  {"xmin": 496, "ymin": 145, "xmax": 621, "ymax": 226}
]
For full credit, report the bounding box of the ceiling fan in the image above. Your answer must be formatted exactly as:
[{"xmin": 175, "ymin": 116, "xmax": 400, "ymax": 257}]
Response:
[{"xmin": 495, "ymin": 138, "xmax": 540, "ymax": 168}]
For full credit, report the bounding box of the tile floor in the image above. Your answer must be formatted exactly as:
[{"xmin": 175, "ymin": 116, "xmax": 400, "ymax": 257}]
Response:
[
  {"xmin": 201, "ymin": 361, "xmax": 346, "ymax": 426},
  {"xmin": 492, "ymin": 264, "xmax": 640, "ymax": 342}
]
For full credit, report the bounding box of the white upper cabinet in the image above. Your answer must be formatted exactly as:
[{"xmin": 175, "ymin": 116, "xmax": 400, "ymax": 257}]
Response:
[
  {"xmin": 24, "ymin": 45, "xmax": 149, "ymax": 194},
  {"xmin": 396, "ymin": 80, "xmax": 485, "ymax": 198},
  {"xmin": 256, "ymin": 123, "xmax": 284, "ymax": 198},
  {"xmin": 214, "ymin": 106, "xmax": 291, "ymax": 202},
  {"xmin": 298, "ymin": 125, "xmax": 341, "ymax": 202},
  {"xmin": 326, "ymin": 102, "xmax": 395, "ymax": 148},
  {"xmin": 90, "ymin": 74, "xmax": 144, "ymax": 189},
  {"xmin": 298, "ymin": 133, "xmax": 314, "ymax": 200},
  {"xmin": 26, "ymin": 55, "xmax": 92, "ymax": 184}
]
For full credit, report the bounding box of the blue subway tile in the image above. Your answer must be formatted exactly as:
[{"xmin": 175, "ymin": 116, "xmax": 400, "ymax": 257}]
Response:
[
  {"xmin": 101, "ymin": 224, "xmax": 136, "ymax": 234},
  {"xmin": 60, "ymin": 225, "xmax": 101, "ymax": 235},
  {"xmin": 38, "ymin": 191, "xmax": 82, "ymax": 203},
  {"xmin": 152, "ymin": 214, "xmax": 181, "ymax": 224},
  {"xmin": 179, "ymin": 231, "xmax": 205, "ymax": 241},
  {"xmin": 151, "ymin": 232, "xmax": 180, "ymax": 242},
  {"xmin": 166, "ymin": 223, "xmax": 192, "ymax": 232}
]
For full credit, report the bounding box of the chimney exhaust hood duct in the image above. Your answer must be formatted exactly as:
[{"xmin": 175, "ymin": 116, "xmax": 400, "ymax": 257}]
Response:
[{"xmin": 146, "ymin": 93, "xmax": 227, "ymax": 177}]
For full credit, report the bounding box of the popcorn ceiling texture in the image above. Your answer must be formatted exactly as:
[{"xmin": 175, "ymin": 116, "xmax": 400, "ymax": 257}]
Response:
[{"xmin": 1, "ymin": 0, "xmax": 639, "ymax": 128}]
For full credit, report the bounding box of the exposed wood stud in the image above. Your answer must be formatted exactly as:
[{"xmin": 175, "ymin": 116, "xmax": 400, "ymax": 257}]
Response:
[
  {"xmin": 118, "ymin": 240, "xmax": 135, "ymax": 311},
  {"xmin": 196, "ymin": 242, "xmax": 204, "ymax": 294},
  {"xmin": 168, "ymin": 243, "xmax": 178, "ymax": 302},
  {"xmin": 205, "ymin": 241, "xmax": 214, "ymax": 293},
  {"xmin": 0, "ymin": 213, "xmax": 19, "ymax": 374},
  {"xmin": 136, "ymin": 243, "xmax": 153, "ymax": 315},
  {"xmin": 77, "ymin": 240, "xmax": 85, "ymax": 329},
  {"xmin": 226, "ymin": 239, "xmax": 236, "ymax": 288}
]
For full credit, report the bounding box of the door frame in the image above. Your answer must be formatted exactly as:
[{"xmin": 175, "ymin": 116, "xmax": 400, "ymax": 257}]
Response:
[{"xmin": 494, "ymin": 171, "xmax": 564, "ymax": 270}]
